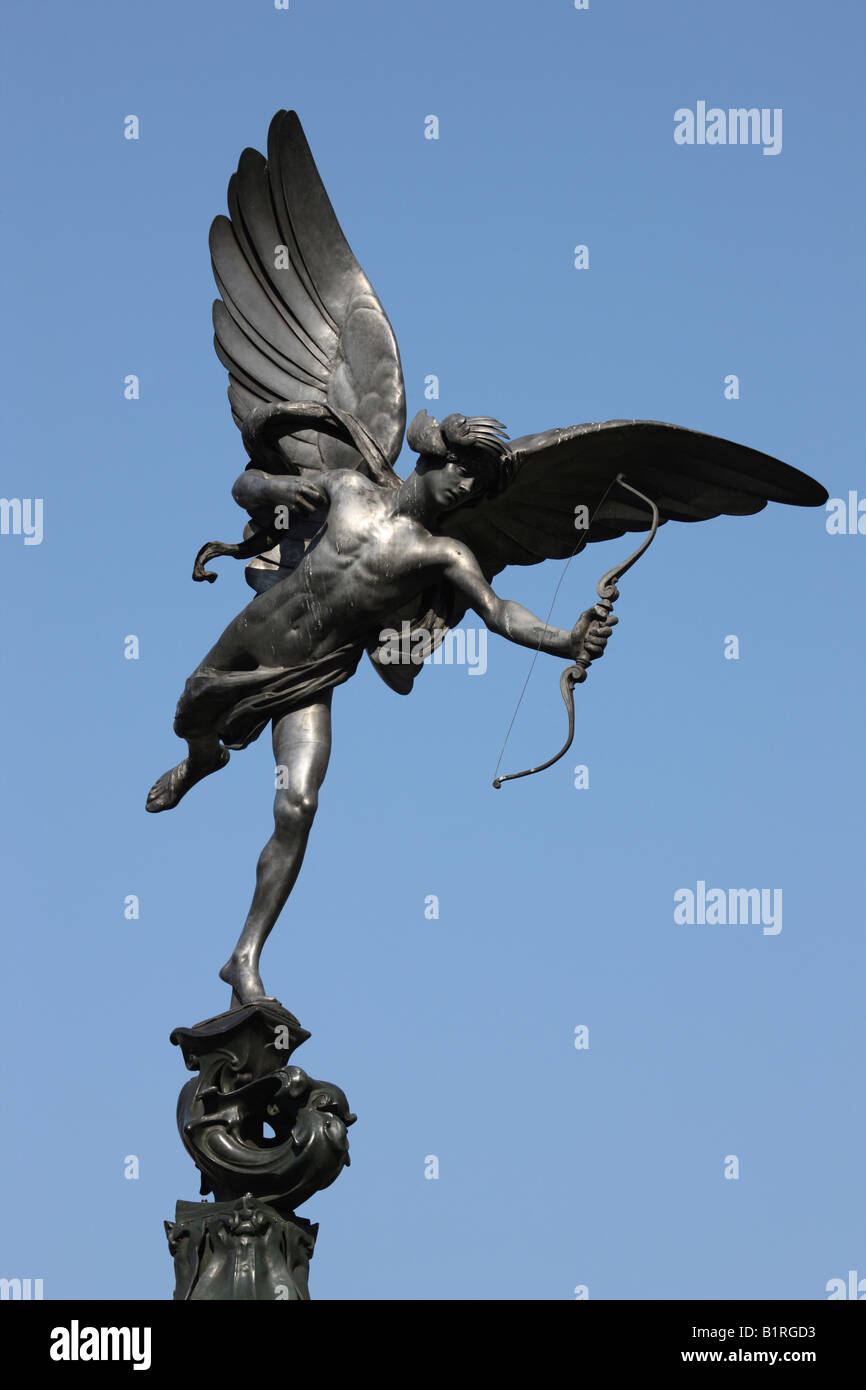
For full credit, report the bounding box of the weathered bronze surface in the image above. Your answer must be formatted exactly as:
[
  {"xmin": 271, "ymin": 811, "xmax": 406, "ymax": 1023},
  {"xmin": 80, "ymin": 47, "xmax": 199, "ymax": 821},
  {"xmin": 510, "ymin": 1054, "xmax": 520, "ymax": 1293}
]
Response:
[
  {"xmin": 165, "ymin": 1001, "xmax": 353, "ymax": 1299},
  {"xmin": 148, "ymin": 110, "xmax": 827, "ymax": 1010},
  {"xmin": 152, "ymin": 112, "xmax": 826, "ymax": 1296}
]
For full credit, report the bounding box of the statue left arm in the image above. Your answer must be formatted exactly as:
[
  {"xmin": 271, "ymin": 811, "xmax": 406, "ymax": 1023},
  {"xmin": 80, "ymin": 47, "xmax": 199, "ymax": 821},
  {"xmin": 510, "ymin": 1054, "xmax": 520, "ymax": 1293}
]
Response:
[{"xmin": 439, "ymin": 540, "xmax": 616, "ymax": 661}]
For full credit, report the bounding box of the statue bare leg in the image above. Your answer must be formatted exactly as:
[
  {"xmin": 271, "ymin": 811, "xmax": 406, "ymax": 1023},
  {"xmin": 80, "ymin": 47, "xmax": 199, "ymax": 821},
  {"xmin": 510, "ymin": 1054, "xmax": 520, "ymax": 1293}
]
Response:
[
  {"xmin": 219, "ymin": 692, "xmax": 333, "ymax": 1005},
  {"xmin": 146, "ymin": 734, "xmax": 230, "ymax": 812}
]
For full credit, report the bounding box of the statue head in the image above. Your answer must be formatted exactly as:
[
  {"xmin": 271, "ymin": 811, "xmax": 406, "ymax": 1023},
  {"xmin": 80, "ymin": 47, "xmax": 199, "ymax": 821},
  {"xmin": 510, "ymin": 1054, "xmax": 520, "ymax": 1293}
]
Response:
[{"xmin": 407, "ymin": 409, "xmax": 512, "ymax": 514}]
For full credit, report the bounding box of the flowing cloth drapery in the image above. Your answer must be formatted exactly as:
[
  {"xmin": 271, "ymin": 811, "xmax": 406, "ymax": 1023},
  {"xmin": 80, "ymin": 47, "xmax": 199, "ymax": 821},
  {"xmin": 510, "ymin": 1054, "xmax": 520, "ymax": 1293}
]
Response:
[{"xmin": 173, "ymin": 641, "xmax": 366, "ymax": 750}]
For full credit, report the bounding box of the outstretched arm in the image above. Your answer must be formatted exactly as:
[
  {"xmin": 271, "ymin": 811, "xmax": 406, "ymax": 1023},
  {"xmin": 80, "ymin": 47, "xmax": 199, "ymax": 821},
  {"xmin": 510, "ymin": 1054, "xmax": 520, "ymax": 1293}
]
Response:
[{"xmin": 439, "ymin": 540, "xmax": 616, "ymax": 661}]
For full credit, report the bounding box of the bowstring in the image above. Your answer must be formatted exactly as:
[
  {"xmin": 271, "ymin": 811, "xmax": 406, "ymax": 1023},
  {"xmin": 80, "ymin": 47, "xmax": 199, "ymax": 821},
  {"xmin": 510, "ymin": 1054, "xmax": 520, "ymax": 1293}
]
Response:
[{"xmin": 491, "ymin": 474, "xmax": 620, "ymax": 784}]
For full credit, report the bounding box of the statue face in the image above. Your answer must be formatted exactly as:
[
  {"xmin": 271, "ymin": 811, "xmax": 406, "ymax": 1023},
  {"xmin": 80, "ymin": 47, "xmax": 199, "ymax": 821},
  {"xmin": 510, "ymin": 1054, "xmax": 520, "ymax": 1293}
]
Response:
[{"xmin": 422, "ymin": 456, "xmax": 482, "ymax": 515}]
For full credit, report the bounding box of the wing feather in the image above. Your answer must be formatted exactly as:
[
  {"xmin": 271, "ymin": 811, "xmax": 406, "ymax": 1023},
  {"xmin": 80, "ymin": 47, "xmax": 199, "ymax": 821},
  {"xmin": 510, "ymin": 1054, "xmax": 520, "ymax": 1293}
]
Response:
[
  {"xmin": 213, "ymin": 298, "xmax": 323, "ymax": 394},
  {"xmin": 211, "ymin": 220, "xmax": 329, "ymax": 392},
  {"xmin": 210, "ymin": 109, "xmax": 405, "ymax": 475},
  {"xmin": 228, "ymin": 382, "xmax": 268, "ymax": 423},
  {"xmin": 230, "ymin": 152, "xmax": 334, "ymax": 365},
  {"xmin": 212, "ymin": 300, "xmax": 324, "ymax": 401}
]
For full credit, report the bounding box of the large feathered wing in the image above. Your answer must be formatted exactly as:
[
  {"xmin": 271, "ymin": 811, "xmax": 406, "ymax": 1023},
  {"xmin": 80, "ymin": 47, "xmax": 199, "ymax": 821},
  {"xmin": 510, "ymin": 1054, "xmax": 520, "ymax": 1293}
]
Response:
[
  {"xmin": 441, "ymin": 419, "xmax": 827, "ymax": 578},
  {"xmin": 207, "ymin": 108, "xmax": 406, "ymax": 590},
  {"xmin": 369, "ymin": 419, "xmax": 827, "ymax": 694}
]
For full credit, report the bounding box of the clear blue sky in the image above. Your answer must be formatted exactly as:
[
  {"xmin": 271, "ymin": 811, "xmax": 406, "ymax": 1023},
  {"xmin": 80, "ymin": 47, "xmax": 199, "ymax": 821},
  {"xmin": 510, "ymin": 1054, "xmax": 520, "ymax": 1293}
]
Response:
[{"xmin": 1, "ymin": 0, "xmax": 863, "ymax": 1300}]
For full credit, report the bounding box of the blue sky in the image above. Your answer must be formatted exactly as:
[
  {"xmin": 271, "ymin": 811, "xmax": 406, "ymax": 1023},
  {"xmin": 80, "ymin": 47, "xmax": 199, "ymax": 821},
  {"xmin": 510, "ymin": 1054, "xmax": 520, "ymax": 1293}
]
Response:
[{"xmin": 1, "ymin": 0, "xmax": 863, "ymax": 1300}]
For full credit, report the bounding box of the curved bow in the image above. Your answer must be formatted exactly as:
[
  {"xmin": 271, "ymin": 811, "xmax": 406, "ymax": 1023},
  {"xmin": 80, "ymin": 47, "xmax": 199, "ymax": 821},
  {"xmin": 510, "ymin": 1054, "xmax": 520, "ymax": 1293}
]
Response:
[{"xmin": 492, "ymin": 474, "xmax": 659, "ymax": 789}]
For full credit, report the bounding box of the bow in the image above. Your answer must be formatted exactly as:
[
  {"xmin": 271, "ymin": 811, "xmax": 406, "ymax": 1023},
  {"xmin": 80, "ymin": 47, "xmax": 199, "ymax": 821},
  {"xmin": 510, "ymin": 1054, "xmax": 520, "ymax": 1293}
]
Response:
[{"xmin": 492, "ymin": 474, "xmax": 660, "ymax": 789}]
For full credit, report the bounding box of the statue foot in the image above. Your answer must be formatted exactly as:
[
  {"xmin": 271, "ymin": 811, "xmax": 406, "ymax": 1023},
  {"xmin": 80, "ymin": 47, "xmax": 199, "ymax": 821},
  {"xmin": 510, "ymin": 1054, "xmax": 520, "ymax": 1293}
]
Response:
[
  {"xmin": 146, "ymin": 746, "xmax": 229, "ymax": 812},
  {"xmin": 220, "ymin": 954, "xmax": 271, "ymax": 1006}
]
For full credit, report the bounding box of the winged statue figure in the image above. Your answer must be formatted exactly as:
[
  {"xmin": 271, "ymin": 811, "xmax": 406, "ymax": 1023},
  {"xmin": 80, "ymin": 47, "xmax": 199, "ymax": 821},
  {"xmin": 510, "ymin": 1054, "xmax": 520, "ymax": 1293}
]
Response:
[{"xmin": 146, "ymin": 109, "xmax": 827, "ymax": 1009}]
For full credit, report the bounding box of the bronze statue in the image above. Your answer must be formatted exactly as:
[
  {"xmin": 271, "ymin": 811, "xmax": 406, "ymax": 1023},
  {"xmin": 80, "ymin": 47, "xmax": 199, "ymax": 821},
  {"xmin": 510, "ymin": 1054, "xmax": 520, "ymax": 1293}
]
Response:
[{"xmin": 147, "ymin": 109, "xmax": 827, "ymax": 1012}]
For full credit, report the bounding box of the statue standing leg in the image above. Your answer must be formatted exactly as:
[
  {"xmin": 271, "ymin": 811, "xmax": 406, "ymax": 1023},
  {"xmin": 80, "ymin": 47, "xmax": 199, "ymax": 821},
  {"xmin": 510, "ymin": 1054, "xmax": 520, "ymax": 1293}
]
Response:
[{"xmin": 219, "ymin": 692, "xmax": 333, "ymax": 1005}]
